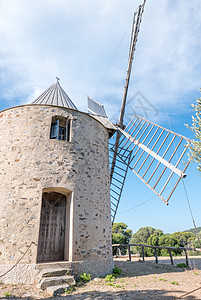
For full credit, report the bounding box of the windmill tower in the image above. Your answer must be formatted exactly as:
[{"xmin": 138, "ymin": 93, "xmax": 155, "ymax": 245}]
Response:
[{"xmin": 0, "ymin": 79, "xmax": 114, "ymax": 284}]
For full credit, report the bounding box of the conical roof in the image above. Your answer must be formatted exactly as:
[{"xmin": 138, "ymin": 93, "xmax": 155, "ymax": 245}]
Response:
[{"xmin": 32, "ymin": 79, "xmax": 77, "ymax": 110}]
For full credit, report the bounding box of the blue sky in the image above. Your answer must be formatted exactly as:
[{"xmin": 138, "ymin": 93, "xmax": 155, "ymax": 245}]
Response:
[{"xmin": 0, "ymin": 0, "xmax": 201, "ymax": 234}]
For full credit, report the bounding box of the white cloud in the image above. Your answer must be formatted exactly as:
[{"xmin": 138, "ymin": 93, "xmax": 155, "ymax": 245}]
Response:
[{"xmin": 0, "ymin": 0, "xmax": 201, "ymax": 121}]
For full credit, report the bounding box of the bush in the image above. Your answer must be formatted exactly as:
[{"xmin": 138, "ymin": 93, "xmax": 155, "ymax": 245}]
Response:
[
  {"xmin": 177, "ymin": 263, "xmax": 187, "ymax": 268},
  {"xmin": 113, "ymin": 266, "xmax": 122, "ymax": 275},
  {"xmin": 105, "ymin": 266, "xmax": 122, "ymax": 282},
  {"xmin": 79, "ymin": 273, "xmax": 91, "ymax": 282}
]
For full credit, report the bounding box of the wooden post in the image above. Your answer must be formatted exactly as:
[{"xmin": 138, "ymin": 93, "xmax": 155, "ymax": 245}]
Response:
[
  {"xmin": 142, "ymin": 247, "xmax": 145, "ymax": 262},
  {"xmin": 168, "ymin": 249, "xmax": 174, "ymax": 265},
  {"xmin": 184, "ymin": 249, "xmax": 189, "ymax": 267},
  {"xmin": 155, "ymin": 248, "xmax": 158, "ymax": 264},
  {"xmin": 117, "ymin": 247, "xmax": 121, "ymax": 256},
  {"xmin": 128, "ymin": 245, "xmax": 131, "ymax": 261}
]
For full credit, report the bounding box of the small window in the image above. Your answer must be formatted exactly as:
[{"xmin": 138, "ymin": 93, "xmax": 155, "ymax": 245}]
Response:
[{"xmin": 50, "ymin": 116, "xmax": 71, "ymax": 141}]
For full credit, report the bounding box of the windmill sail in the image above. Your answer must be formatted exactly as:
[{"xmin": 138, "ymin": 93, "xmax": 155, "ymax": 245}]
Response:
[
  {"xmin": 108, "ymin": 0, "xmax": 190, "ymax": 222},
  {"xmin": 113, "ymin": 114, "xmax": 190, "ymax": 204}
]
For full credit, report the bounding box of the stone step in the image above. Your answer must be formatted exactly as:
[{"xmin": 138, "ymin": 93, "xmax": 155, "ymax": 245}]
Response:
[
  {"xmin": 40, "ymin": 269, "xmax": 72, "ymax": 278},
  {"xmin": 35, "ymin": 261, "xmax": 72, "ymax": 271},
  {"xmin": 39, "ymin": 276, "xmax": 76, "ymax": 290},
  {"xmin": 46, "ymin": 285, "xmax": 70, "ymax": 297}
]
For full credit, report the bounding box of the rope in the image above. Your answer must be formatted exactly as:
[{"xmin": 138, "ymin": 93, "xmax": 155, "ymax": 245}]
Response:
[
  {"xmin": 175, "ymin": 285, "xmax": 201, "ymax": 299},
  {"xmin": 181, "ymin": 178, "xmax": 201, "ymax": 245},
  {"xmin": 117, "ymin": 195, "xmax": 155, "ymax": 214},
  {"xmin": 155, "ymin": 72, "xmax": 201, "ymax": 300},
  {"xmin": 0, "ymin": 242, "xmax": 36, "ymax": 278},
  {"xmin": 154, "ymin": 69, "xmax": 200, "ymax": 245}
]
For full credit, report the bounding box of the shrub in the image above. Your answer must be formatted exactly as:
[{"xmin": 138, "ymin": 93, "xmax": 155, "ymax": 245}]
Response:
[
  {"xmin": 113, "ymin": 266, "xmax": 122, "ymax": 275},
  {"xmin": 177, "ymin": 263, "xmax": 187, "ymax": 268},
  {"xmin": 79, "ymin": 273, "xmax": 91, "ymax": 282}
]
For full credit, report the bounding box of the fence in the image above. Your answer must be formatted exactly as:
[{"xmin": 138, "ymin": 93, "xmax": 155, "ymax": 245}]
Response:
[{"xmin": 112, "ymin": 243, "xmax": 201, "ymax": 266}]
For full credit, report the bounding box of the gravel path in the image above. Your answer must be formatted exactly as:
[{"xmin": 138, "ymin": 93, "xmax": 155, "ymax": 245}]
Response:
[{"xmin": 0, "ymin": 256, "xmax": 201, "ymax": 299}]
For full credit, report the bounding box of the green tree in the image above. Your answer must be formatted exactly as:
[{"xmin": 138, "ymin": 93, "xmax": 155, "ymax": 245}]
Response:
[
  {"xmin": 158, "ymin": 234, "xmax": 183, "ymax": 256},
  {"xmin": 112, "ymin": 223, "xmax": 132, "ymax": 255},
  {"xmin": 112, "ymin": 233, "xmax": 125, "ymax": 245},
  {"xmin": 130, "ymin": 227, "xmax": 163, "ymax": 244},
  {"xmin": 186, "ymin": 92, "xmax": 201, "ymax": 172},
  {"xmin": 147, "ymin": 232, "xmax": 163, "ymax": 256},
  {"xmin": 170, "ymin": 232, "xmax": 196, "ymax": 247},
  {"xmin": 130, "ymin": 227, "xmax": 163, "ymax": 256},
  {"xmin": 184, "ymin": 226, "xmax": 201, "ymax": 234},
  {"xmin": 124, "ymin": 229, "xmax": 133, "ymax": 244},
  {"xmin": 112, "ymin": 222, "xmax": 128, "ymax": 234},
  {"xmin": 192, "ymin": 230, "xmax": 201, "ymax": 248}
]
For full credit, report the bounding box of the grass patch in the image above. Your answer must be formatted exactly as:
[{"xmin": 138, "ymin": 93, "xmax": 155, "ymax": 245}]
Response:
[
  {"xmin": 4, "ymin": 292, "xmax": 12, "ymax": 298},
  {"xmin": 194, "ymin": 272, "xmax": 199, "ymax": 275},
  {"xmin": 177, "ymin": 263, "xmax": 187, "ymax": 268},
  {"xmin": 105, "ymin": 266, "xmax": 122, "ymax": 283},
  {"xmin": 106, "ymin": 282, "xmax": 115, "ymax": 287},
  {"xmin": 105, "ymin": 274, "xmax": 116, "ymax": 282},
  {"xmin": 65, "ymin": 287, "xmax": 75, "ymax": 294},
  {"xmin": 159, "ymin": 278, "xmax": 167, "ymax": 282},
  {"xmin": 170, "ymin": 281, "xmax": 179, "ymax": 285}
]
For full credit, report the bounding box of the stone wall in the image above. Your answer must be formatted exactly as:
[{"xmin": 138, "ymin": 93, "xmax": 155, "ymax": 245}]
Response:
[{"xmin": 0, "ymin": 104, "xmax": 113, "ymax": 282}]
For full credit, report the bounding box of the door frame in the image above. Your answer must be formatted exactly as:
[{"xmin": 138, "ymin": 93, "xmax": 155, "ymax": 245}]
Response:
[{"xmin": 37, "ymin": 187, "xmax": 73, "ymax": 262}]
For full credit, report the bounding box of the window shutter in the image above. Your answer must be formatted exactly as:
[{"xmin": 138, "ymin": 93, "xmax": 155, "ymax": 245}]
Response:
[
  {"xmin": 66, "ymin": 119, "xmax": 71, "ymax": 141},
  {"xmin": 50, "ymin": 119, "xmax": 59, "ymax": 139}
]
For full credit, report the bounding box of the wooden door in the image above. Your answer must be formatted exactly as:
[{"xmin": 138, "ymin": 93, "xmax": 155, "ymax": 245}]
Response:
[{"xmin": 37, "ymin": 192, "xmax": 66, "ymax": 262}]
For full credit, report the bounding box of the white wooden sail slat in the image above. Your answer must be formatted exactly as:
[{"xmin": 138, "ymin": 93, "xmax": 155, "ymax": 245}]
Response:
[{"xmin": 117, "ymin": 126, "xmax": 186, "ymax": 178}]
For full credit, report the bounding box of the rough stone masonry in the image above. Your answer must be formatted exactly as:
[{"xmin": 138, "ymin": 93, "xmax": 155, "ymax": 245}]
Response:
[{"xmin": 0, "ymin": 104, "xmax": 113, "ymax": 283}]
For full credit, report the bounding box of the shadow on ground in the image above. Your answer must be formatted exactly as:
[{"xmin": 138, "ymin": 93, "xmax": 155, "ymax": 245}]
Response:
[
  {"xmin": 114, "ymin": 260, "xmax": 188, "ymax": 277},
  {"xmin": 1, "ymin": 259, "xmax": 200, "ymax": 300},
  {"xmin": 0, "ymin": 289, "xmax": 197, "ymax": 300}
]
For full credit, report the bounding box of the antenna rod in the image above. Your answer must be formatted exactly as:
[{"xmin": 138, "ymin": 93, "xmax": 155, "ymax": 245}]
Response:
[{"xmin": 110, "ymin": 0, "xmax": 147, "ymax": 183}]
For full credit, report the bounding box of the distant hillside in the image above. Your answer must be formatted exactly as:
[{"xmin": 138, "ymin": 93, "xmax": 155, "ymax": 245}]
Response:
[{"xmin": 183, "ymin": 227, "xmax": 201, "ymax": 234}]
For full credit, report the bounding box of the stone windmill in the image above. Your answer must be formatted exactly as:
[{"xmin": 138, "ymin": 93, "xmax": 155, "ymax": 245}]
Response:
[
  {"xmin": 0, "ymin": 77, "xmax": 114, "ymax": 286},
  {"xmin": 0, "ymin": 0, "xmax": 190, "ymax": 291}
]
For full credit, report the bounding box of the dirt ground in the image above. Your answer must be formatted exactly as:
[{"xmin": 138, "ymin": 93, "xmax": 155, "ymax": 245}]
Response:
[{"xmin": 0, "ymin": 256, "xmax": 201, "ymax": 300}]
